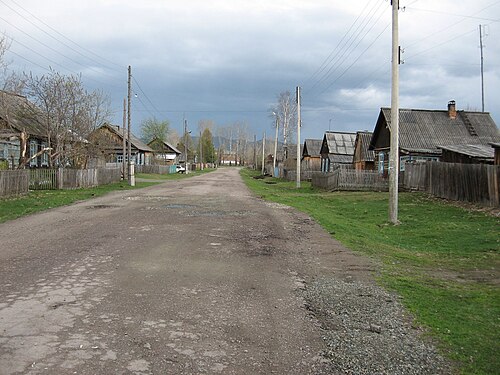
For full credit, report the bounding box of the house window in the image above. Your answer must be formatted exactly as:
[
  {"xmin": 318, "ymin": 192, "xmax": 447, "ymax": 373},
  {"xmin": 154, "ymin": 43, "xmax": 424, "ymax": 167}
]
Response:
[
  {"xmin": 117, "ymin": 155, "xmax": 123, "ymax": 163},
  {"xmin": 378, "ymin": 152, "xmax": 384, "ymax": 174},
  {"xmin": 29, "ymin": 141, "xmax": 38, "ymax": 167},
  {"xmin": 41, "ymin": 142, "xmax": 49, "ymax": 166}
]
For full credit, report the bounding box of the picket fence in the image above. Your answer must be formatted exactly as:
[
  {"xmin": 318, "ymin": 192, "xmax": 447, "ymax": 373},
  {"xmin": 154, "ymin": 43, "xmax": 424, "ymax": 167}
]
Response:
[
  {"xmin": 0, "ymin": 167, "xmax": 121, "ymax": 197},
  {"xmin": 0, "ymin": 170, "xmax": 29, "ymax": 197}
]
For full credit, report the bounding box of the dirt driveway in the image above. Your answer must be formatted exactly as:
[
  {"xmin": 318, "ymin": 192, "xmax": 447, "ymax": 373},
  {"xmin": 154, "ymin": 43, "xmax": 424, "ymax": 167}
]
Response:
[{"xmin": 0, "ymin": 168, "xmax": 450, "ymax": 374}]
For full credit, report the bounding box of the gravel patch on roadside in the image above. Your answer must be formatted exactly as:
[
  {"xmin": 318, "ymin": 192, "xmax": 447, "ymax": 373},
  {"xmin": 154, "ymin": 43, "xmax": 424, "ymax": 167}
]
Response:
[{"xmin": 303, "ymin": 277, "xmax": 452, "ymax": 375}]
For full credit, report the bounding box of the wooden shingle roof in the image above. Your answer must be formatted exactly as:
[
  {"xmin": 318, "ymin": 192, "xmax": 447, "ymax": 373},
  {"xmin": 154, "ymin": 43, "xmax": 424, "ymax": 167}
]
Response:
[
  {"xmin": 354, "ymin": 131, "xmax": 374, "ymax": 162},
  {"xmin": 103, "ymin": 123, "xmax": 154, "ymax": 152},
  {"xmin": 302, "ymin": 139, "xmax": 322, "ymax": 157},
  {"xmin": 0, "ymin": 91, "xmax": 46, "ymax": 138}
]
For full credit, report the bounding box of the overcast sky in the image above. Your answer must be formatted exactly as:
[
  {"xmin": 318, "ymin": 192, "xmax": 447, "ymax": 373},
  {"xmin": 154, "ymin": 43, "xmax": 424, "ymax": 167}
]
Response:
[{"xmin": 2, "ymin": 0, "xmax": 499, "ymax": 141}]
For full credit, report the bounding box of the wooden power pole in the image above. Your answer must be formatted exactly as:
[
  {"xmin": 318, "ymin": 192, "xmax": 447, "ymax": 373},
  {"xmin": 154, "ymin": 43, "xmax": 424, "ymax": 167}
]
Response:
[
  {"xmin": 296, "ymin": 86, "xmax": 301, "ymax": 189},
  {"xmin": 389, "ymin": 0, "xmax": 400, "ymax": 224},
  {"xmin": 127, "ymin": 65, "xmax": 134, "ymax": 186},
  {"xmin": 261, "ymin": 132, "xmax": 266, "ymax": 175},
  {"xmin": 122, "ymin": 98, "xmax": 127, "ymax": 180}
]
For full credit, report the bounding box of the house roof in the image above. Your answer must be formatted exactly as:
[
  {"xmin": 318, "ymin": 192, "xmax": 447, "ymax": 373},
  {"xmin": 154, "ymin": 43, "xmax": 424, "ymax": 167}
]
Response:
[
  {"xmin": 302, "ymin": 139, "xmax": 322, "ymax": 157},
  {"xmin": 370, "ymin": 107, "xmax": 500, "ymax": 154},
  {"xmin": 101, "ymin": 123, "xmax": 153, "ymax": 152},
  {"xmin": 354, "ymin": 131, "xmax": 374, "ymax": 162},
  {"xmin": 148, "ymin": 138, "xmax": 182, "ymax": 154},
  {"xmin": 0, "ymin": 91, "xmax": 46, "ymax": 139},
  {"xmin": 321, "ymin": 131, "xmax": 356, "ymax": 156},
  {"xmin": 439, "ymin": 144, "xmax": 494, "ymax": 159}
]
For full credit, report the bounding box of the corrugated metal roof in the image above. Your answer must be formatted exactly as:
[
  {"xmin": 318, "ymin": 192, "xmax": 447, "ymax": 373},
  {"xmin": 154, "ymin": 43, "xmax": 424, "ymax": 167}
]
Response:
[
  {"xmin": 381, "ymin": 108, "xmax": 500, "ymax": 153},
  {"xmin": 439, "ymin": 144, "xmax": 494, "ymax": 159},
  {"xmin": 324, "ymin": 131, "xmax": 356, "ymax": 155},
  {"xmin": 302, "ymin": 139, "xmax": 322, "ymax": 157}
]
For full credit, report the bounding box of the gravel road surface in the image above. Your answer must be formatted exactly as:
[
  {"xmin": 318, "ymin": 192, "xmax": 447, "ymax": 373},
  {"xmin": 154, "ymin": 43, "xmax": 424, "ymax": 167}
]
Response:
[{"xmin": 0, "ymin": 168, "xmax": 450, "ymax": 374}]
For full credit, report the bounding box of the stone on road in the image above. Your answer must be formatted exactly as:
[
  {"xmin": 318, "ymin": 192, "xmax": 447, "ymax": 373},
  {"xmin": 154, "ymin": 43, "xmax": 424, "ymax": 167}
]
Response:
[{"xmin": 0, "ymin": 168, "xmax": 449, "ymax": 374}]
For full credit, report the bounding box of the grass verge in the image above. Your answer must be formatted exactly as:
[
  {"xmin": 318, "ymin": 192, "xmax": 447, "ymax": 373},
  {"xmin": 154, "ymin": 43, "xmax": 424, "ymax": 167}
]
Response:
[{"xmin": 241, "ymin": 168, "xmax": 499, "ymax": 375}]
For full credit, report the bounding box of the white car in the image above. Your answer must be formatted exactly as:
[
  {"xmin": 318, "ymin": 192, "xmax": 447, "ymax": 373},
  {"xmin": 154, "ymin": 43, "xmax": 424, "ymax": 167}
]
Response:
[{"xmin": 176, "ymin": 165, "xmax": 186, "ymax": 173}]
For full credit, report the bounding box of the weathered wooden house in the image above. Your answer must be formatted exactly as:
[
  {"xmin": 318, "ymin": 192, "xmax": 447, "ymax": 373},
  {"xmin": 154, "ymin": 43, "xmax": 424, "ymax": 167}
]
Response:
[
  {"xmin": 0, "ymin": 91, "xmax": 48, "ymax": 169},
  {"xmin": 369, "ymin": 101, "xmax": 500, "ymax": 175},
  {"xmin": 88, "ymin": 123, "xmax": 153, "ymax": 167},
  {"xmin": 439, "ymin": 144, "xmax": 494, "ymax": 164},
  {"xmin": 320, "ymin": 131, "xmax": 356, "ymax": 172},
  {"xmin": 353, "ymin": 131, "xmax": 375, "ymax": 170},
  {"xmin": 148, "ymin": 138, "xmax": 181, "ymax": 165},
  {"xmin": 301, "ymin": 139, "xmax": 322, "ymax": 172},
  {"xmin": 491, "ymin": 143, "xmax": 500, "ymax": 165}
]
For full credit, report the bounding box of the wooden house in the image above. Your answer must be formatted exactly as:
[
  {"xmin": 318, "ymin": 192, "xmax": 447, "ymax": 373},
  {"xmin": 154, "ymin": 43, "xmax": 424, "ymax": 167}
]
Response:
[
  {"xmin": 353, "ymin": 131, "xmax": 375, "ymax": 170},
  {"xmin": 369, "ymin": 101, "xmax": 500, "ymax": 175},
  {"xmin": 439, "ymin": 144, "xmax": 494, "ymax": 164},
  {"xmin": 0, "ymin": 91, "xmax": 49, "ymax": 169},
  {"xmin": 88, "ymin": 123, "xmax": 153, "ymax": 167},
  {"xmin": 320, "ymin": 131, "xmax": 356, "ymax": 172},
  {"xmin": 148, "ymin": 138, "xmax": 181, "ymax": 165},
  {"xmin": 301, "ymin": 139, "xmax": 322, "ymax": 172},
  {"xmin": 491, "ymin": 143, "xmax": 500, "ymax": 165}
]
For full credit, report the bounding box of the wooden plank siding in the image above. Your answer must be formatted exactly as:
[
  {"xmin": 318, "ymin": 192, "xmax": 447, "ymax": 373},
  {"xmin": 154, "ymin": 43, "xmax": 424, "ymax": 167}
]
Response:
[{"xmin": 404, "ymin": 161, "xmax": 499, "ymax": 206}]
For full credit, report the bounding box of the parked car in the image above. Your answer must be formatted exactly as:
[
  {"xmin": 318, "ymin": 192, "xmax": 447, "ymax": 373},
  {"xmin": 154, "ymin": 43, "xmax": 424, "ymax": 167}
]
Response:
[{"xmin": 176, "ymin": 165, "xmax": 186, "ymax": 173}]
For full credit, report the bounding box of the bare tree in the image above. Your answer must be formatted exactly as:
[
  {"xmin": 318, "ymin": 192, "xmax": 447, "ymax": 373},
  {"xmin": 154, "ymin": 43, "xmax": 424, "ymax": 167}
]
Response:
[
  {"xmin": 24, "ymin": 69, "xmax": 111, "ymax": 167},
  {"xmin": 270, "ymin": 90, "xmax": 296, "ymax": 160}
]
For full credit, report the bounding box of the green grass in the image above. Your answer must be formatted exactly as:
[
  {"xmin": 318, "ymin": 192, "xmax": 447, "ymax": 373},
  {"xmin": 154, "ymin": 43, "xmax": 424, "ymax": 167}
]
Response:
[
  {"xmin": 0, "ymin": 181, "xmax": 157, "ymax": 224},
  {"xmin": 241, "ymin": 168, "xmax": 500, "ymax": 375}
]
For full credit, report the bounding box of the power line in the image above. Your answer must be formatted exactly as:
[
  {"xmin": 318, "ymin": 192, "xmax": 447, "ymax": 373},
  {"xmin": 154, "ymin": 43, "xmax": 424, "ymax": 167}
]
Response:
[
  {"xmin": 0, "ymin": 0, "xmax": 123, "ymax": 71},
  {"xmin": 406, "ymin": 5, "xmax": 500, "ymax": 22},
  {"xmin": 304, "ymin": 0, "xmax": 378, "ymax": 87},
  {"xmin": 306, "ymin": 0, "xmax": 385, "ymax": 93},
  {"xmin": 0, "ymin": 14, "xmax": 116, "ymax": 79}
]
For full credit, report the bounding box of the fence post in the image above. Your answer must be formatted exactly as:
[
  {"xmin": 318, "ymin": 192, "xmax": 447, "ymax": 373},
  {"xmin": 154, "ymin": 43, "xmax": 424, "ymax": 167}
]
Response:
[{"xmin": 57, "ymin": 168, "xmax": 64, "ymax": 189}]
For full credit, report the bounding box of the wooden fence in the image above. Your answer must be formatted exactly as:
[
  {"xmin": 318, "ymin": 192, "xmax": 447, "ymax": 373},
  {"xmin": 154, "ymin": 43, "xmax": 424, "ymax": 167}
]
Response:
[
  {"xmin": 0, "ymin": 170, "xmax": 29, "ymax": 197},
  {"xmin": 135, "ymin": 165, "xmax": 175, "ymax": 174},
  {"xmin": 312, "ymin": 169, "xmax": 389, "ymax": 191},
  {"xmin": 404, "ymin": 161, "xmax": 499, "ymax": 206},
  {"xmin": 1, "ymin": 167, "xmax": 122, "ymax": 196}
]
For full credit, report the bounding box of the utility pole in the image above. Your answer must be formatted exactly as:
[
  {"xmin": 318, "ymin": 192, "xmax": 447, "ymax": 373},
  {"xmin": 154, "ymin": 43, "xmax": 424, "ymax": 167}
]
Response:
[
  {"xmin": 479, "ymin": 24, "xmax": 485, "ymax": 112},
  {"xmin": 273, "ymin": 112, "xmax": 279, "ymax": 177},
  {"xmin": 253, "ymin": 134, "xmax": 257, "ymax": 170},
  {"xmin": 389, "ymin": 0, "xmax": 400, "ymax": 224},
  {"xmin": 122, "ymin": 98, "xmax": 127, "ymax": 180},
  {"xmin": 261, "ymin": 132, "xmax": 266, "ymax": 175},
  {"xmin": 296, "ymin": 86, "xmax": 301, "ymax": 189},
  {"xmin": 127, "ymin": 65, "xmax": 134, "ymax": 186},
  {"xmin": 184, "ymin": 118, "xmax": 189, "ymax": 174},
  {"xmin": 199, "ymin": 130, "xmax": 203, "ymax": 170}
]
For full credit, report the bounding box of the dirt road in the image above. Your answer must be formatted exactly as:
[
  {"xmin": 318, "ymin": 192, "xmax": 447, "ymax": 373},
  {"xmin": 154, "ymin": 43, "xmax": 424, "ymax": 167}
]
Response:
[{"xmin": 0, "ymin": 168, "xmax": 449, "ymax": 374}]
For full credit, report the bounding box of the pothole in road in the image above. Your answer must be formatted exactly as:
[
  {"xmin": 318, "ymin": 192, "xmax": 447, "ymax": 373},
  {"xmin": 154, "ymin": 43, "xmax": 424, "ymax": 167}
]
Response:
[{"xmin": 86, "ymin": 204, "xmax": 117, "ymax": 209}]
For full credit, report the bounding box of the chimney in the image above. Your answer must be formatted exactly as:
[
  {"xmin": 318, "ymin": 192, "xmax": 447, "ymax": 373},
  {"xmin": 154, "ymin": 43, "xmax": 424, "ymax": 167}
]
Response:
[{"xmin": 447, "ymin": 100, "xmax": 457, "ymax": 119}]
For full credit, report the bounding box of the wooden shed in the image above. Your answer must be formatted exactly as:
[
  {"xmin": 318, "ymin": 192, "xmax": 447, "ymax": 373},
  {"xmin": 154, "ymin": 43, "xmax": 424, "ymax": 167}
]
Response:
[
  {"xmin": 353, "ymin": 131, "xmax": 375, "ymax": 170},
  {"xmin": 301, "ymin": 139, "xmax": 322, "ymax": 172},
  {"xmin": 320, "ymin": 131, "xmax": 356, "ymax": 172}
]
